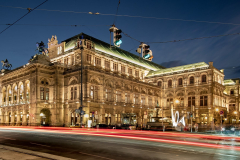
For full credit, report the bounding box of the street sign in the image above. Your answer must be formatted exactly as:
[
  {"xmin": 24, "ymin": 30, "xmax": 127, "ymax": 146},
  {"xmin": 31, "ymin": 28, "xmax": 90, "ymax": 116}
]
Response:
[
  {"xmin": 220, "ymin": 110, "xmax": 224, "ymax": 116},
  {"xmin": 75, "ymin": 109, "xmax": 80, "ymax": 114}
]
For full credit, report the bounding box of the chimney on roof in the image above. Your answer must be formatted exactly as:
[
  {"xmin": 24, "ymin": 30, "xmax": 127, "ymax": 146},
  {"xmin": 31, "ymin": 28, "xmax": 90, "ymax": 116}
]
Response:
[
  {"xmin": 209, "ymin": 62, "xmax": 213, "ymax": 68},
  {"xmin": 236, "ymin": 80, "xmax": 239, "ymax": 85}
]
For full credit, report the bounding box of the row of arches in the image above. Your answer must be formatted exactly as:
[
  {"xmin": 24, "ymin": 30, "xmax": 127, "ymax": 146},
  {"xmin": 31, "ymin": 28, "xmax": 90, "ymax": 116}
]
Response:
[
  {"xmin": 2, "ymin": 80, "xmax": 30, "ymax": 106},
  {"xmin": 157, "ymin": 75, "xmax": 207, "ymax": 87}
]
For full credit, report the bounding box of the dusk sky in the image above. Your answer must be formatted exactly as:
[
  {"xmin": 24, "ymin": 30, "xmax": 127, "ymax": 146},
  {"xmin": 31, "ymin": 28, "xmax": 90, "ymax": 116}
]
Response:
[{"xmin": 1, "ymin": 0, "xmax": 240, "ymax": 79}]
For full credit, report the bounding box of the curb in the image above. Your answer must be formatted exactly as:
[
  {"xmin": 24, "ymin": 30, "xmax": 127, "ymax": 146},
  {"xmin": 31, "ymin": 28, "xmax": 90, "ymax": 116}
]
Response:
[{"xmin": 0, "ymin": 145, "xmax": 75, "ymax": 160}]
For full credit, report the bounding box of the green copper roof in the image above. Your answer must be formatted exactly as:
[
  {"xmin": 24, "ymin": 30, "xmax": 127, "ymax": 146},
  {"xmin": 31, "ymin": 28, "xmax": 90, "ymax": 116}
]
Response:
[
  {"xmin": 63, "ymin": 33, "xmax": 165, "ymax": 71},
  {"xmin": 224, "ymin": 79, "xmax": 237, "ymax": 85},
  {"xmin": 146, "ymin": 62, "xmax": 209, "ymax": 77}
]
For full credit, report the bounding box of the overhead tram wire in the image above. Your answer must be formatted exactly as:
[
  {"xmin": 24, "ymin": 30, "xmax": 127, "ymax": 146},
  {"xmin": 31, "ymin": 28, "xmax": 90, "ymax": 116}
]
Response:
[
  {"xmin": 145, "ymin": 32, "xmax": 240, "ymax": 44},
  {"xmin": 113, "ymin": 0, "xmax": 121, "ymax": 25},
  {"xmin": 121, "ymin": 30, "xmax": 240, "ymax": 44},
  {"xmin": 0, "ymin": 23, "xmax": 111, "ymax": 27},
  {"xmin": 0, "ymin": 0, "xmax": 48, "ymax": 35},
  {"xmin": 1, "ymin": 5, "xmax": 240, "ymax": 26}
]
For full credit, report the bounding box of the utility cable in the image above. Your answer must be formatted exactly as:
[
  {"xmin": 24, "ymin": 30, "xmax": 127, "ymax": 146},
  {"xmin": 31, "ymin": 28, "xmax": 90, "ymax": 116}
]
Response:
[
  {"xmin": 0, "ymin": 23, "xmax": 111, "ymax": 27},
  {"xmin": 0, "ymin": 0, "xmax": 48, "ymax": 35},
  {"xmin": 122, "ymin": 31, "xmax": 142, "ymax": 43},
  {"xmin": 145, "ymin": 32, "xmax": 240, "ymax": 44},
  {"xmin": 113, "ymin": 0, "xmax": 121, "ymax": 25},
  {"xmin": 122, "ymin": 30, "xmax": 240, "ymax": 44},
  {"xmin": 1, "ymin": 5, "xmax": 240, "ymax": 26}
]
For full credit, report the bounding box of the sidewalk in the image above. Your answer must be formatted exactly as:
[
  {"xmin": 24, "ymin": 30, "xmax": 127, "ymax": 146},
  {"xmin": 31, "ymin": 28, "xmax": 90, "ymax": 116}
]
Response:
[
  {"xmin": 0, "ymin": 145, "xmax": 74, "ymax": 160},
  {"xmin": 0, "ymin": 148, "xmax": 48, "ymax": 160}
]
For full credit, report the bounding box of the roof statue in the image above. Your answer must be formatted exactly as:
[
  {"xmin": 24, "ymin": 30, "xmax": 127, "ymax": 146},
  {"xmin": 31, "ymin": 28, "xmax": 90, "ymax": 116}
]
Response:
[
  {"xmin": 36, "ymin": 41, "xmax": 49, "ymax": 56},
  {"xmin": 1, "ymin": 59, "xmax": 12, "ymax": 70}
]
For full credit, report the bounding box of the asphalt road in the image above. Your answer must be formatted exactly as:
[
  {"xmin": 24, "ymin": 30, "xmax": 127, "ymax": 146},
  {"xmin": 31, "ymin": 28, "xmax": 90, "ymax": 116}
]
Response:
[{"xmin": 0, "ymin": 128, "xmax": 240, "ymax": 160}]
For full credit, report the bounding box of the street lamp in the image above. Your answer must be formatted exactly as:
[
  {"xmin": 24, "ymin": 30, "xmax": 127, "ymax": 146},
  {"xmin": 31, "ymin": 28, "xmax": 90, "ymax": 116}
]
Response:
[{"xmin": 175, "ymin": 99, "xmax": 180, "ymax": 104}]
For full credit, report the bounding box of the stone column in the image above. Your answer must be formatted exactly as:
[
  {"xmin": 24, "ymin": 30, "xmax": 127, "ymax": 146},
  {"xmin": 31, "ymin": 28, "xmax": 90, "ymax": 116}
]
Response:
[
  {"xmin": 111, "ymin": 107, "xmax": 116, "ymax": 125},
  {"xmin": 22, "ymin": 108, "xmax": 27, "ymax": 126},
  {"xmin": 6, "ymin": 112, "xmax": 9, "ymax": 125},
  {"xmin": 11, "ymin": 113, "xmax": 15, "ymax": 126},
  {"xmin": 83, "ymin": 104, "xmax": 90, "ymax": 126},
  {"xmin": 16, "ymin": 109, "xmax": 21, "ymax": 126},
  {"xmin": 0, "ymin": 111, "xmax": 3, "ymax": 125},
  {"xmin": 67, "ymin": 110, "xmax": 72, "ymax": 127},
  {"xmin": 99, "ymin": 105, "xmax": 104, "ymax": 124}
]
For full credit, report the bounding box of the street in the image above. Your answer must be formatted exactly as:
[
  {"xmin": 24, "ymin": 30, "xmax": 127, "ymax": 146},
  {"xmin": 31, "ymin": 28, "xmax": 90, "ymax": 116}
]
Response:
[{"xmin": 0, "ymin": 127, "xmax": 240, "ymax": 160}]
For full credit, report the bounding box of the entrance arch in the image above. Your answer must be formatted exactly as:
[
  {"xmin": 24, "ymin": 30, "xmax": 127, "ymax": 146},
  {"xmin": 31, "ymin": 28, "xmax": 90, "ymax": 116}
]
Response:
[{"xmin": 40, "ymin": 108, "xmax": 51, "ymax": 126}]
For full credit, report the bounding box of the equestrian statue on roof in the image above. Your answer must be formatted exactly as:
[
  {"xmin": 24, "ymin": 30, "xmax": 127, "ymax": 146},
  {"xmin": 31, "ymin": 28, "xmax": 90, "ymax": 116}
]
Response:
[
  {"xmin": 1, "ymin": 59, "xmax": 12, "ymax": 70},
  {"xmin": 36, "ymin": 41, "xmax": 49, "ymax": 56}
]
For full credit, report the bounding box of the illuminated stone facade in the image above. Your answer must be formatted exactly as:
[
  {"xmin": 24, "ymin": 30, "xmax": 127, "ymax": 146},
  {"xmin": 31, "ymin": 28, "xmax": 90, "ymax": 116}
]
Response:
[{"xmin": 0, "ymin": 33, "xmax": 239, "ymax": 127}]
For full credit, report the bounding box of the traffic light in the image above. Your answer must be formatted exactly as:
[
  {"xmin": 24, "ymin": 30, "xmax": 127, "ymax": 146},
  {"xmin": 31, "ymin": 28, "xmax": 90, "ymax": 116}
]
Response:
[
  {"xmin": 114, "ymin": 29, "xmax": 122, "ymax": 46},
  {"xmin": 143, "ymin": 45, "xmax": 153, "ymax": 60}
]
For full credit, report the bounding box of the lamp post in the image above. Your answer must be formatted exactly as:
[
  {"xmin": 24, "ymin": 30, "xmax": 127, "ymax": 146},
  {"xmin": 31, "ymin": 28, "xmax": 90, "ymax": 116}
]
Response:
[{"xmin": 79, "ymin": 35, "xmax": 84, "ymax": 127}]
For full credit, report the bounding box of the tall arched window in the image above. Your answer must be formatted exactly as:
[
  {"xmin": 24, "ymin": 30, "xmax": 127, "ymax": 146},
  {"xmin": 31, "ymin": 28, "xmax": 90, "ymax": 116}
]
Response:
[
  {"xmin": 202, "ymin": 75, "xmax": 206, "ymax": 83},
  {"xmin": 168, "ymin": 80, "xmax": 172, "ymax": 87},
  {"xmin": 178, "ymin": 78, "xmax": 183, "ymax": 86},
  {"xmin": 157, "ymin": 81, "xmax": 162, "ymax": 87},
  {"xmin": 189, "ymin": 76, "xmax": 194, "ymax": 84},
  {"xmin": 230, "ymin": 89, "xmax": 234, "ymax": 95}
]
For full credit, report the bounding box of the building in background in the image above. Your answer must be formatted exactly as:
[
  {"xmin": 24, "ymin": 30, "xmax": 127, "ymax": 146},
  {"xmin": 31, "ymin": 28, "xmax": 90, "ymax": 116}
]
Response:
[{"xmin": 0, "ymin": 33, "xmax": 238, "ymax": 127}]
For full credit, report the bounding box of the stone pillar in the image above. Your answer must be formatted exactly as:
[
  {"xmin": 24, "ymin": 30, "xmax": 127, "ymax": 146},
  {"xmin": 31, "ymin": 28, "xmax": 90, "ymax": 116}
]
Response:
[
  {"xmin": 83, "ymin": 104, "xmax": 90, "ymax": 126},
  {"xmin": 0, "ymin": 111, "xmax": 3, "ymax": 125},
  {"xmin": 111, "ymin": 107, "xmax": 116, "ymax": 125},
  {"xmin": 16, "ymin": 109, "xmax": 21, "ymax": 126},
  {"xmin": 67, "ymin": 110, "xmax": 72, "ymax": 127},
  {"xmin": 99, "ymin": 105, "xmax": 104, "ymax": 124},
  {"xmin": 137, "ymin": 109, "xmax": 142, "ymax": 126},
  {"xmin": 11, "ymin": 113, "xmax": 15, "ymax": 126},
  {"xmin": 6, "ymin": 112, "xmax": 9, "ymax": 125},
  {"xmin": 22, "ymin": 113, "xmax": 27, "ymax": 126}
]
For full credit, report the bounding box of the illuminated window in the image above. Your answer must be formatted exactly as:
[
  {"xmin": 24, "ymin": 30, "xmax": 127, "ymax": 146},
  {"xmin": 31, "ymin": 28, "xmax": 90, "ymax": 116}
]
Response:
[
  {"xmin": 46, "ymin": 88, "xmax": 49, "ymax": 100},
  {"xmin": 40, "ymin": 87, "xmax": 44, "ymax": 100},
  {"xmin": 95, "ymin": 57, "xmax": 101, "ymax": 66},
  {"xmin": 200, "ymin": 96, "xmax": 208, "ymax": 106},
  {"xmin": 188, "ymin": 97, "xmax": 195, "ymax": 107},
  {"xmin": 167, "ymin": 98, "xmax": 173, "ymax": 107}
]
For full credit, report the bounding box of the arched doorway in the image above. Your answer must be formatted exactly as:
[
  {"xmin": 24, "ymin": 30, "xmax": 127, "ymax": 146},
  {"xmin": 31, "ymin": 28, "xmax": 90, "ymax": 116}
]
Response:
[{"xmin": 40, "ymin": 108, "xmax": 51, "ymax": 126}]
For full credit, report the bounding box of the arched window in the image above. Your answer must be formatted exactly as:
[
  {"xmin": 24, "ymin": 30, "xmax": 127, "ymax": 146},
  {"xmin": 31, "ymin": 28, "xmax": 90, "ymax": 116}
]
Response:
[
  {"xmin": 178, "ymin": 78, "xmax": 182, "ymax": 86},
  {"xmin": 202, "ymin": 75, "xmax": 206, "ymax": 83},
  {"xmin": 189, "ymin": 76, "xmax": 194, "ymax": 84},
  {"xmin": 90, "ymin": 86, "xmax": 99, "ymax": 100},
  {"xmin": 157, "ymin": 81, "xmax": 162, "ymax": 87},
  {"xmin": 168, "ymin": 80, "xmax": 172, "ymax": 87},
  {"xmin": 40, "ymin": 80, "xmax": 49, "ymax": 100},
  {"xmin": 230, "ymin": 89, "xmax": 234, "ymax": 95}
]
